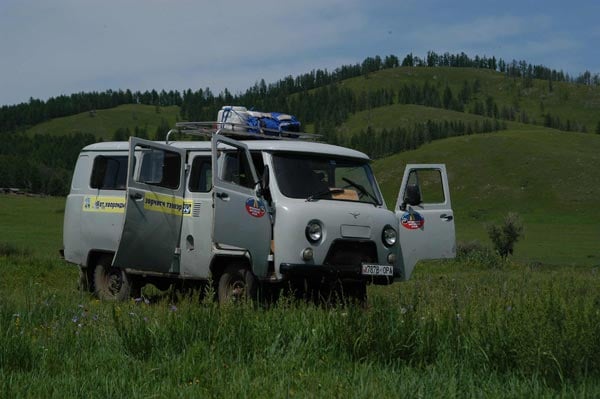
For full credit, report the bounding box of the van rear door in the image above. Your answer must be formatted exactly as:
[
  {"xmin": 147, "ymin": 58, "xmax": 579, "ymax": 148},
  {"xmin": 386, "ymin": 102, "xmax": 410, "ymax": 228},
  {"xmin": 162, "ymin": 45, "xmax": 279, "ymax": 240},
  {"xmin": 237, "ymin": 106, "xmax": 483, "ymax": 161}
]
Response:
[
  {"xmin": 395, "ymin": 164, "xmax": 455, "ymax": 280},
  {"xmin": 212, "ymin": 135, "xmax": 271, "ymax": 277},
  {"xmin": 113, "ymin": 137, "xmax": 186, "ymax": 273}
]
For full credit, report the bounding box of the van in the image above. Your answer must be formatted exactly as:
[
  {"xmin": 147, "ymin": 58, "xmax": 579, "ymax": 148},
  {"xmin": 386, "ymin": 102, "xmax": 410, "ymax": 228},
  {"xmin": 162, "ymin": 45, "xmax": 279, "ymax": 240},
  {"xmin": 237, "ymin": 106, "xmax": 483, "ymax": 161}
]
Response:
[{"xmin": 62, "ymin": 122, "xmax": 455, "ymax": 303}]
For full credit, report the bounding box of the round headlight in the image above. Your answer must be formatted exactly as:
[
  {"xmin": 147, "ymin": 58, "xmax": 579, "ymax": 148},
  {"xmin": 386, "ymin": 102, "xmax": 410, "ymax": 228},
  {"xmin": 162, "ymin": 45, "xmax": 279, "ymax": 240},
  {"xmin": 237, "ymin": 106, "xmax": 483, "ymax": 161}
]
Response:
[
  {"xmin": 382, "ymin": 225, "xmax": 397, "ymax": 247},
  {"xmin": 305, "ymin": 221, "xmax": 323, "ymax": 243}
]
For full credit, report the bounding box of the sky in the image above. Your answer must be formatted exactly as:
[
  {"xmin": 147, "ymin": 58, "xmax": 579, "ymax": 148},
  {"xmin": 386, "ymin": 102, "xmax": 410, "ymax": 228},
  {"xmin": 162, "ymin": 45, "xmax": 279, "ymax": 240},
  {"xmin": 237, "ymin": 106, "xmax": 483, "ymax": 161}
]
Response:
[{"xmin": 0, "ymin": 0, "xmax": 598, "ymax": 107}]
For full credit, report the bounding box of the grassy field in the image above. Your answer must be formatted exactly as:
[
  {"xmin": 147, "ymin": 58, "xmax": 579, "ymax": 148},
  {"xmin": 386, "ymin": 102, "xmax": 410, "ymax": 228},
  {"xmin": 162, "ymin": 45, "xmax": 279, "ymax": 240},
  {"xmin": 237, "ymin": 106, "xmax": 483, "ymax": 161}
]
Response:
[
  {"xmin": 2, "ymin": 249, "xmax": 600, "ymax": 396},
  {"xmin": 25, "ymin": 104, "xmax": 181, "ymax": 141},
  {"xmin": 0, "ymin": 195, "xmax": 64, "ymax": 258}
]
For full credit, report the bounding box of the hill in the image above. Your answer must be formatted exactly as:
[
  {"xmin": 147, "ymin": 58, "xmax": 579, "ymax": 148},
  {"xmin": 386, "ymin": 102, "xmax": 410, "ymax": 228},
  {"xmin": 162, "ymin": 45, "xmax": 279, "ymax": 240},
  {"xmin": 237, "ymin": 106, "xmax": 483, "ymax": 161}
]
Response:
[
  {"xmin": 339, "ymin": 67, "xmax": 600, "ymax": 133},
  {"xmin": 26, "ymin": 104, "xmax": 180, "ymax": 140},
  {"xmin": 372, "ymin": 128, "xmax": 600, "ymax": 266}
]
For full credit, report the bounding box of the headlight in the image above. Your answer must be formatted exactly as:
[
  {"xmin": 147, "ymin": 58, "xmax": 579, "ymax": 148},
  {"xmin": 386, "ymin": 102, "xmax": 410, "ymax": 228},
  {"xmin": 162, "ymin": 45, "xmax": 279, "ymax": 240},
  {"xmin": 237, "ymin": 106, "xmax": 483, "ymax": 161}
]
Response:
[
  {"xmin": 382, "ymin": 225, "xmax": 397, "ymax": 247},
  {"xmin": 305, "ymin": 221, "xmax": 323, "ymax": 244}
]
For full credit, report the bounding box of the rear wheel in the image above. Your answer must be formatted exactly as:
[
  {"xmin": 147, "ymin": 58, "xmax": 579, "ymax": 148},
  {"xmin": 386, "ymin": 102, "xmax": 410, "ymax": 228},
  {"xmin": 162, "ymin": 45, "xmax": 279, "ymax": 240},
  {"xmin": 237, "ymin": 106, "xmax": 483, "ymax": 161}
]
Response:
[
  {"xmin": 93, "ymin": 256, "xmax": 133, "ymax": 301},
  {"xmin": 217, "ymin": 264, "xmax": 258, "ymax": 305}
]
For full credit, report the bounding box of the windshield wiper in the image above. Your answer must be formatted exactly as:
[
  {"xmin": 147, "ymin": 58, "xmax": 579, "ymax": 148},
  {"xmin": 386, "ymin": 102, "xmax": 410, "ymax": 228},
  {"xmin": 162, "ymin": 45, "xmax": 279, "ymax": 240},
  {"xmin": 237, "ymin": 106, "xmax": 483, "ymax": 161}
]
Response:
[
  {"xmin": 342, "ymin": 177, "xmax": 380, "ymax": 205},
  {"xmin": 306, "ymin": 188, "xmax": 344, "ymax": 202}
]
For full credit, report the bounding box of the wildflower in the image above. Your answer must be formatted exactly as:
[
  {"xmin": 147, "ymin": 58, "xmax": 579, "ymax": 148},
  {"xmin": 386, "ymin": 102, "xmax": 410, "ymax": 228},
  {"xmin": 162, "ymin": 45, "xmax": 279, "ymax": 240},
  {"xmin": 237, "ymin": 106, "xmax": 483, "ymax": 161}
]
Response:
[
  {"xmin": 72, "ymin": 316, "xmax": 79, "ymax": 323},
  {"xmin": 455, "ymin": 313, "xmax": 462, "ymax": 321},
  {"xmin": 170, "ymin": 304, "xmax": 178, "ymax": 312},
  {"xmin": 400, "ymin": 307, "xmax": 408, "ymax": 314},
  {"xmin": 92, "ymin": 314, "xmax": 99, "ymax": 321}
]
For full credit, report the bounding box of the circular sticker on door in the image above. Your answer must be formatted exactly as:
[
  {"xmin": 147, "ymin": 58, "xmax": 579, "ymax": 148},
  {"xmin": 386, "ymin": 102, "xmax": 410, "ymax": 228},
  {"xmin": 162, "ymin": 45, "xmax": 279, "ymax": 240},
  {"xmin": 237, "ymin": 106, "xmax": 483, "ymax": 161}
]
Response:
[
  {"xmin": 245, "ymin": 198, "xmax": 266, "ymax": 218},
  {"xmin": 400, "ymin": 211, "xmax": 425, "ymax": 230}
]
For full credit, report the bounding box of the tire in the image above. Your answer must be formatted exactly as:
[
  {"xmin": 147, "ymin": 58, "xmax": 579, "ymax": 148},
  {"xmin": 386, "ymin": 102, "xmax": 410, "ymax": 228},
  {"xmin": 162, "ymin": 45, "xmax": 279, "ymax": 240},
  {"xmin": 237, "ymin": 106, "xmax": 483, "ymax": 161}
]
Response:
[
  {"xmin": 93, "ymin": 256, "xmax": 132, "ymax": 301},
  {"xmin": 217, "ymin": 264, "xmax": 258, "ymax": 305}
]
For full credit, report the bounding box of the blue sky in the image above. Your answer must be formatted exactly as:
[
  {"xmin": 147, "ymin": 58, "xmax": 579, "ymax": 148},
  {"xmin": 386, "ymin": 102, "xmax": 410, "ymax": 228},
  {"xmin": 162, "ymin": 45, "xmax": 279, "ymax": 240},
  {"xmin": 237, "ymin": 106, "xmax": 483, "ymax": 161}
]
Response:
[{"xmin": 0, "ymin": 0, "xmax": 597, "ymax": 106}]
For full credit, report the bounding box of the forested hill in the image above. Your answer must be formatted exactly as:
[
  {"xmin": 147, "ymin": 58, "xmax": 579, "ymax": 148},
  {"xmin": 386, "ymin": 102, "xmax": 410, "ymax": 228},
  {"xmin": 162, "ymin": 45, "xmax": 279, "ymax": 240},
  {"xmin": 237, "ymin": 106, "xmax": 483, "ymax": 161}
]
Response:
[{"xmin": 1, "ymin": 51, "xmax": 600, "ymax": 195}]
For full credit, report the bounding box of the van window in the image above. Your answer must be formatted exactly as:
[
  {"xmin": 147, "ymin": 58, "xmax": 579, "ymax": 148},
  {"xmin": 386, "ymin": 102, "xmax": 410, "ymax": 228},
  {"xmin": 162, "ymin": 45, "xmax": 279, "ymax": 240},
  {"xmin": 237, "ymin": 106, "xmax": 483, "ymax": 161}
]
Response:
[
  {"xmin": 90, "ymin": 155, "xmax": 128, "ymax": 190},
  {"xmin": 138, "ymin": 149, "xmax": 181, "ymax": 189},
  {"xmin": 219, "ymin": 150, "xmax": 262, "ymax": 189},
  {"xmin": 189, "ymin": 156, "xmax": 212, "ymax": 192},
  {"xmin": 272, "ymin": 153, "xmax": 381, "ymax": 205}
]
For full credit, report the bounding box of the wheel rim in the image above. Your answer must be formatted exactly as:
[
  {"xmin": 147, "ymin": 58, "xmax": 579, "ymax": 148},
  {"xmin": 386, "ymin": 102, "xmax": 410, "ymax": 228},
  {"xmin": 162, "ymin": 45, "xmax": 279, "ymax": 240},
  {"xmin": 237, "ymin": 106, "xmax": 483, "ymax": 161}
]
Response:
[
  {"xmin": 107, "ymin": 269, "xmax": 123, "ymax": 295},
  {"xmin": 229, "ymin": 279, "xmax": 246, "ymax": 302}
]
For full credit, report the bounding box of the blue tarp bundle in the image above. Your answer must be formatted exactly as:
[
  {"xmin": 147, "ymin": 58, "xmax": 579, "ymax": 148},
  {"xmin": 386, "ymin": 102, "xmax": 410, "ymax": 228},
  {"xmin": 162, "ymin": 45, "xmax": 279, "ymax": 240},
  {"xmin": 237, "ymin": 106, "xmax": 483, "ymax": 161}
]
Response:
[
  {"xmin": 218, "ymin": 106, "xmax": 301, "ymax": 136},
  {"xmin": 246, "ymin": 111, "xmax": 301, "ymax": 135}
]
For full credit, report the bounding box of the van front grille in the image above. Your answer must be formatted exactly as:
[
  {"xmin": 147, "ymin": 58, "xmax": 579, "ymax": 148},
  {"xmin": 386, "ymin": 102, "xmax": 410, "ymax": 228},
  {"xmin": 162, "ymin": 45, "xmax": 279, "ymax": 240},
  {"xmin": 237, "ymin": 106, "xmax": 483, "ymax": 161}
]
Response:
[{"xmin": 323, "ymin": 240, "xmax": 378, "ymax": 271}]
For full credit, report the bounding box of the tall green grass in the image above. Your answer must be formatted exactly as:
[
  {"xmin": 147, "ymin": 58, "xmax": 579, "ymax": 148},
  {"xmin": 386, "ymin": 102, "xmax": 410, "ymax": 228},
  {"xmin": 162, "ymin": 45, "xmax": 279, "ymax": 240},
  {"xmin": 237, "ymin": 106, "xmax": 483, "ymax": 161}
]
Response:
[{"xmin": 2, "ymin": 252, "xmax": 600, "ymax": 397}]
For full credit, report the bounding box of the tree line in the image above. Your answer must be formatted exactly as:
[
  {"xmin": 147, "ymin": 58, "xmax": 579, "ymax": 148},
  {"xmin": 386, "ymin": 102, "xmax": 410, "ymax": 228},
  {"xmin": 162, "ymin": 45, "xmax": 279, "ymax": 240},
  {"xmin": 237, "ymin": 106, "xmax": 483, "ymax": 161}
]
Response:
[
  {"xmin": 0, "ymin": 132, "xmax": 95, "ymax": 195},
  {"xmin": 3, "ymin": 51, "xmax": 599, "ymax": 135},
  {"xmin": 339, "ymin": 119, "xmax": 507, "ymax": 159}
]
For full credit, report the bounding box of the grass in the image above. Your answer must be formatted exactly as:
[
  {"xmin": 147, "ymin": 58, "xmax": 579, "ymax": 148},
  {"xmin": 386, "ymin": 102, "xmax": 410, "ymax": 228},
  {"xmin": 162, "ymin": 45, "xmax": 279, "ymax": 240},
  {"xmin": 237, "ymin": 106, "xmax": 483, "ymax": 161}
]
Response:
[
  {"xmin": 1, "ymin": 253, "xmax": 600, "ymax": 397},
  {"xmin": 0, "ymin": 195, "xmax": 64, "ymax": 258},
  {"xmin": 338, "ymin": 103, "xmax": 510, "ymax": 136},
  {"xmin": 25, "ymin": 104, "xmax": 181, "ymax": 140}
]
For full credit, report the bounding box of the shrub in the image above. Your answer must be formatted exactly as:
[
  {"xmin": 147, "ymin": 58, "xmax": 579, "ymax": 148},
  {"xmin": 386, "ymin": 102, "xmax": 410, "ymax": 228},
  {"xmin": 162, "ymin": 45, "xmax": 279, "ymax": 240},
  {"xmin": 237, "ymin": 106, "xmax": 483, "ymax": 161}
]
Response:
[{"xmin": 487, "ymin": 212, "xmax": 524, "ymax": 259}]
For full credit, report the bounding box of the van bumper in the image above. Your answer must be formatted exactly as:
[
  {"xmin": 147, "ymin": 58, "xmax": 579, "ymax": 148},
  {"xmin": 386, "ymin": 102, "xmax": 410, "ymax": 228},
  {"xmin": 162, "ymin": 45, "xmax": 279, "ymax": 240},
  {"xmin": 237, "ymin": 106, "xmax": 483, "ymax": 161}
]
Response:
[{"xmin": 279, "ymin": 263, "xmax": 394, "ymax": 285}]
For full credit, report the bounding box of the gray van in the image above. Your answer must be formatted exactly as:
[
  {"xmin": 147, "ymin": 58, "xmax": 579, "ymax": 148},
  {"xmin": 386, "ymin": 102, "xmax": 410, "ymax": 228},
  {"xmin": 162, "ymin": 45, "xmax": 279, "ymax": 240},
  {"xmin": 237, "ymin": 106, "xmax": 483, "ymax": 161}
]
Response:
[{"xmin": 62, "ymin": 125, "xmax": 455, "ymax": 303}]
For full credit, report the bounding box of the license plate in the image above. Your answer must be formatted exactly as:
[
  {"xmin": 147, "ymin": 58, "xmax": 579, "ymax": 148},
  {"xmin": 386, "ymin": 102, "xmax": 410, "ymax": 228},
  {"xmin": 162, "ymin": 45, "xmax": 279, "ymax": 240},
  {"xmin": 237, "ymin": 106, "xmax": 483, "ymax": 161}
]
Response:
[{"xmin": 361, "ymin": 264, "xmax": 393, "ymax": 276}]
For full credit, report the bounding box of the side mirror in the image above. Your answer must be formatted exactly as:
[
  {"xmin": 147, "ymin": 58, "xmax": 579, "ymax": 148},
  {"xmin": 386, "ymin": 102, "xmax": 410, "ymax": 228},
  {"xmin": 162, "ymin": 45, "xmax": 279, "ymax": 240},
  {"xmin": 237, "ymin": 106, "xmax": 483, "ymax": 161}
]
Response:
[
  {"xmin": 261, "ymin": 165, "xmax": 270, "ymax": 191},
  {"xmin": 257, "ymin": 165, "xmax": 271, "ymax": 202},
  {"xmin": 401, "ymin": 184, "xmax": 421, "ymax": 210}
]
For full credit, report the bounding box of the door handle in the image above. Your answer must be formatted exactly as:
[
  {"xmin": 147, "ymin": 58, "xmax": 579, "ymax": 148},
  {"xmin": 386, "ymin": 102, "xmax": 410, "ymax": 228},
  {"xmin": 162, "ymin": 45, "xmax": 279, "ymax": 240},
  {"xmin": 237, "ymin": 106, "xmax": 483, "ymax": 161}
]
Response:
[
  {"xmin": 440, "ymin": 214, "xmax": 453, "ymax": 222},
  {"xmin": 216, "ymin": 192, "xmax": 229, "ymax": 200},
  {"xmin": 130, "ymin": 192, "xmax": 143, "ymax": 200}
]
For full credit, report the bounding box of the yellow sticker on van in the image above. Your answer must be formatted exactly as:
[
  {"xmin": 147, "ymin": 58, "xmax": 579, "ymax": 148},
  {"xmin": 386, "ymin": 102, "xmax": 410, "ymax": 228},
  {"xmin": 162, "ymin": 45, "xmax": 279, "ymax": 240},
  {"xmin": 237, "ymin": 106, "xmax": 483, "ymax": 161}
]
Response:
[
  {"xmin": 82, "ymin": 196, "xmax": 126, "ymax": 213},
  {"xmin": 143, "ymin": 192, "xmax": 185, "ymax": 216}
]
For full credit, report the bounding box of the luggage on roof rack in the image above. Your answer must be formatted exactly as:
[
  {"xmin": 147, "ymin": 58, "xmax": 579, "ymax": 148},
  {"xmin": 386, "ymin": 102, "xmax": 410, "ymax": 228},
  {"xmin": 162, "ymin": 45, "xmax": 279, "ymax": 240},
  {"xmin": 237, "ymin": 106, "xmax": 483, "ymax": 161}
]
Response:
[
  {"xmin": 218, "ymin": 106, "xmax": 301, "ymax": 135},
  {"xmin": 165, "ymin": 105, "xmax": 315, "ymax": 143}
]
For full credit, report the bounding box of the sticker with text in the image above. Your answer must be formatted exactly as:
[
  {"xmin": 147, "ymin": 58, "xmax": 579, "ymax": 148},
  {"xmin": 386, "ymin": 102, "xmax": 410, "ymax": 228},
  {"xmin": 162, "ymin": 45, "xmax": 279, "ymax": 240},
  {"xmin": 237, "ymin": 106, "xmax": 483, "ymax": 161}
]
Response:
[
  {"xmin": 245, "ymin": 198, "xmax": 266, "ymax": 218},
  {"xmin": 400, "ymin": 211, "xmax": 425, "ymax": 230}
]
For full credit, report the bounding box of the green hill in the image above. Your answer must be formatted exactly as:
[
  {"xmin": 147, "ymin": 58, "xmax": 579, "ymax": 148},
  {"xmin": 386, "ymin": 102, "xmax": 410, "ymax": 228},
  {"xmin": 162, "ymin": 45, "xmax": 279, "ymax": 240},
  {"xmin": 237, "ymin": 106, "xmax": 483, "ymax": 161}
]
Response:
[
  {"xmin": 340, "ymin": 67, "xmax": 600, "ymax": 132},
  {"xmin": 26, "ymin": 104, "xmax": 180, "ymax": 140},
  {"xmin": 373, "ymin": 128, "xmax": 600, "ymax": 266}
]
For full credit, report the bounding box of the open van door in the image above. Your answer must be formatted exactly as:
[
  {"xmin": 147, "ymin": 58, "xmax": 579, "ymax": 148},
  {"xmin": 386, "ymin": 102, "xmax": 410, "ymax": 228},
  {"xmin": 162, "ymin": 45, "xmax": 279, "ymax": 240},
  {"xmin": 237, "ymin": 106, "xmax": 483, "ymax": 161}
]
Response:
[
  {"xmin": 212, "ymin": 135, "xmax": 271, "ymax": 277},
  {"xmin": 113, "ymin": 137, "xmax": 186, "ymax": 273},
  {"xmin": 395, "ymin": 164, "xmax": 455, "ymax": 280}
]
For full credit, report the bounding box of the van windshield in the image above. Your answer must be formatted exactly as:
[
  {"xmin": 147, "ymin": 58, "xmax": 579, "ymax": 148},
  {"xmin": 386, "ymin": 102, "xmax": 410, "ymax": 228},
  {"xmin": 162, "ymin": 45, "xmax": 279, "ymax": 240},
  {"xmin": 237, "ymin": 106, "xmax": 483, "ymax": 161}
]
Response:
[{"xmin": 272, "ymin": 153, "xmax": 382, "ymax": 205}]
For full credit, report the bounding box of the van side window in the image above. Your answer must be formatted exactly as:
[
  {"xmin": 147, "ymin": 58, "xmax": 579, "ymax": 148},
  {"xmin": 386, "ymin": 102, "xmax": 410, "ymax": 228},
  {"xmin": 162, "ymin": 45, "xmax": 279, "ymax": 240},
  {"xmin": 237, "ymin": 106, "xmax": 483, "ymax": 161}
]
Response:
[
  {"xmin": 138, "ymin": 149, "xmax": 181, "ymax": 189},
  {"xmin": 189, "ymin": 156, "xmax": 212, "ymax": 192},
  {"xmin": 90, "ymin": 155, "xmax": 128, "ymax": 190}
]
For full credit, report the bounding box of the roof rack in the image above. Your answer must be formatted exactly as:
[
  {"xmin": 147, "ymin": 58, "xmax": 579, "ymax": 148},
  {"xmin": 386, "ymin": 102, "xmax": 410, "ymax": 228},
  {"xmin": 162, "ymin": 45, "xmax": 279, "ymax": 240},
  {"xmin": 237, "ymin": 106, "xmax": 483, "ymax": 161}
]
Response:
[{"xmin": 165, "ymin": 121, "xmax": 321, "ymax": 144}]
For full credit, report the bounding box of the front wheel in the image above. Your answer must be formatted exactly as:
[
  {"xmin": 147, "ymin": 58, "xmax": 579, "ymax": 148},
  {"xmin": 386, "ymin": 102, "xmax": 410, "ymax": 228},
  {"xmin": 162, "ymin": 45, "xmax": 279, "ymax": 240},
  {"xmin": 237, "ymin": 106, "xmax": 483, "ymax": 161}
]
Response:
[
  {"xmin": 93, "ymin": 257, "xmax": 133, "ymax": 301},
  {"xmin": 217, "ymin": 265, "xmax": 258, "ymax": 305}
]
